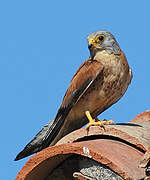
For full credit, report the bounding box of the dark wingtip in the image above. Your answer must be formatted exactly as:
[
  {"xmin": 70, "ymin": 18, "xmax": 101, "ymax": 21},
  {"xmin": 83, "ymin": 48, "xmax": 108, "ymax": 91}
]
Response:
[
  {"xmin": 14, "ymin": 152, "xmax": 23, "ymax": 161},
  {"xmin": 14, "ymin": 154, "xmax": 22, "ymax": 161},
  {"xmin": 14, "ymin": 121, "xmax": 54, "ymax": 161},
  {"xmin": 14, "ymin": 158, "xmax": 18, "ymax": 161},
  {"xmin": 14, "ymin": 119, "xmax": 57, "ymax": 161},
  {"xmin": 14, "ymin": 148, "xmax": 32, "ymax": 161}
]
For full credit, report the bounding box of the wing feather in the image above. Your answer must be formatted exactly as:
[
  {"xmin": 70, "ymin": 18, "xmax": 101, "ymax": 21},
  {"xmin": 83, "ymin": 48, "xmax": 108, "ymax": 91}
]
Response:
[{"xmin": 15, "ymin": 58, "xmax": 104, "ymax": 160}]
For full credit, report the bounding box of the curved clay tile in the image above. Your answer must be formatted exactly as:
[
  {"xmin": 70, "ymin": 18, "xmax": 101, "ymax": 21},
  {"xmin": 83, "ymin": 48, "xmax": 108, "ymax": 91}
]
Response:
[
  {"xmin": 15, "ymin": 139, "xmax": 145, "ymax": 180},
  {"xmin": 15, "ymin": 111, "xmax": 150, "ymax": 180}
]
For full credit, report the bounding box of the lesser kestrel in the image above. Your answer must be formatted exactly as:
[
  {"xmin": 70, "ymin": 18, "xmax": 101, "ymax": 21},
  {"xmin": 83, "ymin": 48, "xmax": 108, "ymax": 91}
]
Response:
[{"xmin": 15, "ymin": 30, "xmax": 132, "ymax": 161}]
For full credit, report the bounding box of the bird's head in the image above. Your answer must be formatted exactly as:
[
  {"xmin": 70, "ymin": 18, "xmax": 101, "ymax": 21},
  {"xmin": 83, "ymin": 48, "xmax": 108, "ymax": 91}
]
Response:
[{"xmin": 87, "ymin": 30, "xmax": 121, "ymax": 58}]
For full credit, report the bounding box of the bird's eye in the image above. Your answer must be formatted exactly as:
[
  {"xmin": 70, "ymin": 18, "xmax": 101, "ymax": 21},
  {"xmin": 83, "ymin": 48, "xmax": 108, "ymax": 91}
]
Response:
[{"xmin": 96, "ymin": 35, "xmax": 105, "ymax": 42}]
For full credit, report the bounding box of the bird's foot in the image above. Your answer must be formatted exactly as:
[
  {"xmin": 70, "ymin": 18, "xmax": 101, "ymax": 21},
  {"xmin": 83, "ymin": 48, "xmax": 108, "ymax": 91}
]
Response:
[{"xmin": 85, "ymin": 111, "xmax": 114, "ymax": 130}]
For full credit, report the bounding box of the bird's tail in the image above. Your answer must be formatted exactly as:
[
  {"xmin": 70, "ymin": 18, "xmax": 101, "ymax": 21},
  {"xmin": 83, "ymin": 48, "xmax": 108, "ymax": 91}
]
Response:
[{"xmin": 14, "ymin": 115, "xmax": 65, "ymax": 161}]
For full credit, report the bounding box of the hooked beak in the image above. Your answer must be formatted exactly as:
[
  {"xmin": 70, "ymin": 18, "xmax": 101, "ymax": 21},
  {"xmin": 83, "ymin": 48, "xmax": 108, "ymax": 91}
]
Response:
[
  {"xmin": 88, "ymin": 42, "xmax": 94, "ymax": 49},
  {"xmin": 87, "ymin": 38, "xmax": 100, "ymax": 58},
  {"xmin": 88, "ymin": 38, "xmax": 96, "ymax": 49}
]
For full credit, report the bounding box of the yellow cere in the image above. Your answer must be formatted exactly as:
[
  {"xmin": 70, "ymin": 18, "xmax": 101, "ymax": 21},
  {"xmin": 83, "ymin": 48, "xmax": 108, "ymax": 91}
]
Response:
[
  {"xmin": 88, "ymin": 38, "xmax": 99, "ymax": 47},
  {"xmin": 88, "ymin": 35, "xmax": 105, "ymax": 47}
]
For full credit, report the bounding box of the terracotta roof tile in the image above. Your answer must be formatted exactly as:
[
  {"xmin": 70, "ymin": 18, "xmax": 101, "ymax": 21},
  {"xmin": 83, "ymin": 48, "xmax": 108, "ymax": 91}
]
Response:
[
  {"xmin": 15, "ymin": 111, "xmax": 150, "ymax": 180},
  {"xmin": 130, "ymin": 110, "xmax": 150, "ymax": 123}
]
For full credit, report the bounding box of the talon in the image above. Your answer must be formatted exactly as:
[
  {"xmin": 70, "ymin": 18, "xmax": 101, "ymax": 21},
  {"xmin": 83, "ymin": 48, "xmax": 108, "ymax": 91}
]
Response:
[
  {"xmin": 85, "ymin": 111, "xmax": 114, "ymax": 129},
  {"xmin": 105, "ymin": 120, "xmax": 114, "ymax": 125}
]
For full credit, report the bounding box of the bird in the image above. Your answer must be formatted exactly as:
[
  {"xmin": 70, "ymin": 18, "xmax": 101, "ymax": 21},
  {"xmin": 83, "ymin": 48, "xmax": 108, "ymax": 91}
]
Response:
[{"xmin": 15, "ymin": 30, "xmax": 132, "ymax": 161}]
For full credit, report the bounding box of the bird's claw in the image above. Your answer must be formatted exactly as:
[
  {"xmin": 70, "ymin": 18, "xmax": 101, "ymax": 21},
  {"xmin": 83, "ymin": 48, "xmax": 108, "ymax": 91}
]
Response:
[{"xmin": 85, "ymin": 111, "xmax": 114, "ymax": 130}]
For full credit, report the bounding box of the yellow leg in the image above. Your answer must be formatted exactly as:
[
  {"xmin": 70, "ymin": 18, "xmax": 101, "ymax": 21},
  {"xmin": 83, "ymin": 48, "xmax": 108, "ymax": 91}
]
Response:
[{"xmin": 85, "ymin": 111, "xmax": 114, "ymax": 128}]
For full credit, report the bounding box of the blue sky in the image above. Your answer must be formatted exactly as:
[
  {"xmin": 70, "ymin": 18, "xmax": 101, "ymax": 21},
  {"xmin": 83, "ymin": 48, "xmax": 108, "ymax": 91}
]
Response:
[{"xmin": 0, "ymin": 0, "xmax": 150, "ymax": 179}]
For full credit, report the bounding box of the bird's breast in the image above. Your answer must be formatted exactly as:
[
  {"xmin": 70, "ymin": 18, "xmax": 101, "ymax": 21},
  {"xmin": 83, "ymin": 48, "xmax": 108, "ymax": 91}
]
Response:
[{"xmin": 68, "ymin": 50, "xmax": 132, "ymax": 121}]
